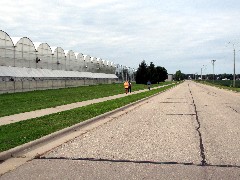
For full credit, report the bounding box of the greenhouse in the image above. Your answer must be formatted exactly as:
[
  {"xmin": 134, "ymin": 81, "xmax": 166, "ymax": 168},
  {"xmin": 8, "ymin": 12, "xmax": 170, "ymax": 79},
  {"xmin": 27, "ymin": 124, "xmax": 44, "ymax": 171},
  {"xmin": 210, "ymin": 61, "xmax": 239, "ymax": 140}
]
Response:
[
  {"xmin": 36, "ymin": 43, "xmax": 52, "ymax": 69},
  {"xmin": 0, "ymin": 30, "xmax": 130, "ymax": 94}
]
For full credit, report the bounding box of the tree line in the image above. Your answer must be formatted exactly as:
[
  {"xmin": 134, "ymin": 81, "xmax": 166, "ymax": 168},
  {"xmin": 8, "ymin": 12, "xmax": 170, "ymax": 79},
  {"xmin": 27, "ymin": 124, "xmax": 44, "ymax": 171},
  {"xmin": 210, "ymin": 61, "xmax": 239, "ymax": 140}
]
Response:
[
  {"xmin": 174, "ymin": 70, "xmax": 240, "ymax": 81},
  {"xmin": 135, "ymin": 60, "xmax": 168, "ymax": 84}
]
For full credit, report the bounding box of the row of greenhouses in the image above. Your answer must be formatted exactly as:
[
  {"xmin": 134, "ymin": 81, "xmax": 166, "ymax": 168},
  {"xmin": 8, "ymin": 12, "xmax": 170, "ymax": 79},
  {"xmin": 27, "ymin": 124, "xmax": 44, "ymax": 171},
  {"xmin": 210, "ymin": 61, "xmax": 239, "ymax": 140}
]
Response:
[
  {"xmin": 0, "ymin": 30, "xmax": 117, "ymax": 74},
  {"xmin": 0, "ymin": 30, "xmax": 135, "ymax": 93}
]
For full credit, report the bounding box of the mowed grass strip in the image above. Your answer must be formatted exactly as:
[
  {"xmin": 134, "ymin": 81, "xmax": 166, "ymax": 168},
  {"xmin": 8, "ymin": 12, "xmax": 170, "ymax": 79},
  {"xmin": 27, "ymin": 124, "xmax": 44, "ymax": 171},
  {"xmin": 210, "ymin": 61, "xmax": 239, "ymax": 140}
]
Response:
[
  {"xmin": 0, "ymin": 84, "xmax": 176, "ymax": 152},
  {"xmin": 0, "ymin": 82, "xmax": 173, "ymax": 117},
  {"xmin": 195, "ymin": 80, "xmax": 240, "ymax": 92}
]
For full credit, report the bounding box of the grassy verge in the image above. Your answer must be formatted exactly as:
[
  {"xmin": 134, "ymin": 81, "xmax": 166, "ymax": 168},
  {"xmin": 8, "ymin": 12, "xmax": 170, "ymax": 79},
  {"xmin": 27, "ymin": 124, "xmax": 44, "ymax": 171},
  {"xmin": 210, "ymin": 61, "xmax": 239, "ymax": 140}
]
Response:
[
  {"xmin": 195, "ymin": 80, "xmax": 240, "ymax": 92},
  {"xmin": 0, "ymin": 83, "xmax": 176, "ymax": 152},
  {"xmin": 0, "ymin": 82, "xmax": 173, "ymax": 117}
]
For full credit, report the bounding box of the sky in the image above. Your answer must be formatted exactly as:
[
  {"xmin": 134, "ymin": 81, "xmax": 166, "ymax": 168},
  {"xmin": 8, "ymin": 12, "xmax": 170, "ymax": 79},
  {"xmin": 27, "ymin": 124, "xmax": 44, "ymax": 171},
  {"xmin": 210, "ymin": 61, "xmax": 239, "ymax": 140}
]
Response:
[{"xmin": 1, "ymin": 0, "xmax": 240, "ymax": 74}]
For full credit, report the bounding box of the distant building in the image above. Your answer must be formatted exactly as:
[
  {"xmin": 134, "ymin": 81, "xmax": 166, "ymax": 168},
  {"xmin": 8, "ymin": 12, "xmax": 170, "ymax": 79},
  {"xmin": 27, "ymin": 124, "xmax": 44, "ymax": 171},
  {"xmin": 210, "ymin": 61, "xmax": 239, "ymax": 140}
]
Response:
[{"xmin": 166, "ymin": 74, "xmax": 173, "ymax": 81}]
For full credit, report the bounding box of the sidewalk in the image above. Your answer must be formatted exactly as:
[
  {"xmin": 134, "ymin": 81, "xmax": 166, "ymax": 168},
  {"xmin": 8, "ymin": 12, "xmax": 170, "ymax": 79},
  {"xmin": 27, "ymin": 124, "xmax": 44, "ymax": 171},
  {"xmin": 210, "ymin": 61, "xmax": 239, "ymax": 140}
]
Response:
[{"xmin": 0, "ymin": 84, "xmax": 174, "ymax": 126}]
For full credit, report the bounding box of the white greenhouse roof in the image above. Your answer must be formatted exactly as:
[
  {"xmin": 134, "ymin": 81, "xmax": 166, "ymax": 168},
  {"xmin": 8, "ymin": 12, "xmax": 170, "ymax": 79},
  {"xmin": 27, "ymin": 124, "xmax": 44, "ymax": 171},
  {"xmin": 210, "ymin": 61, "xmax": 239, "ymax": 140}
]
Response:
[{"xmin": 0, "ymin": 66, "xmax": 117, "ymax": 79}]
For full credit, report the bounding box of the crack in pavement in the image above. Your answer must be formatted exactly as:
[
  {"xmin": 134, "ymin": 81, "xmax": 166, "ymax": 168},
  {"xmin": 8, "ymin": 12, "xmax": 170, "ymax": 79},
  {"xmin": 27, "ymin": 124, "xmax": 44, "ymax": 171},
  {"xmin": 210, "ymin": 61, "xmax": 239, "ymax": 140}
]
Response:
[
  {"xmin": 194, "ymin": 83, "xmax": 218, "ymax": 95},
  {"xmin": 227, "ymin": 106, "xmax": 239, "ymax": 113},
  {"xmin": 166, "ymin": 114, "xmax": 196, "ymax": 116},
  {"xmin": 159, "ymin": 102, "xmax": 188, "ymax": 103},
  {"xmin": 207, "ymin": 92, "xmax": 217, "ymax": 97},
  {"xmin": 38, "ymin": 156, "xmax": 194, "ymax": 166},
  {"xmin": 188, "ymin": 83, "xmax": 207, "ymax": 166},
  {"xmin": 166, "ymin": 98, "xmax": 185, "ymax": 99},
  {"xmin": 37, "ymin": 157, "xmax": 240, "ymax": 168}
]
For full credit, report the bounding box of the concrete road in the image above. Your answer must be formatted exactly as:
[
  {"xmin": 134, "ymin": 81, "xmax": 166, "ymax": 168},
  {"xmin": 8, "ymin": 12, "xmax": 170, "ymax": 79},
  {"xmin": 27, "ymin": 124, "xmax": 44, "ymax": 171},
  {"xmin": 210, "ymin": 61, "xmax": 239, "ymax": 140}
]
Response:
[{"xmin": 1, "ymin": 81, "xmax": 240, "ymax": 179}]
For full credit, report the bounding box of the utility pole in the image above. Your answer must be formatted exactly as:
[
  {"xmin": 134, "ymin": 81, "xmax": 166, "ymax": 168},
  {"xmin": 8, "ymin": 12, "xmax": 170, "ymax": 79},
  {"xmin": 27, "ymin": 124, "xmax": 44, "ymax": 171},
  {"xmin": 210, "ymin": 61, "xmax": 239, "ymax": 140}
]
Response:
[
  {"xmin": 233, "ymin": 48, "xmax": 236, "ymax": 88},
  {"xmin": 201, "ymin": 65, "xmax": 204, "ymax": 80},
  {"xmin": 211, "ymin": 60, "xmax": 216, "ymax": 83},
  {"xmin": 228, "ymin": 42, "xmax": 237, "ymax": 88}
]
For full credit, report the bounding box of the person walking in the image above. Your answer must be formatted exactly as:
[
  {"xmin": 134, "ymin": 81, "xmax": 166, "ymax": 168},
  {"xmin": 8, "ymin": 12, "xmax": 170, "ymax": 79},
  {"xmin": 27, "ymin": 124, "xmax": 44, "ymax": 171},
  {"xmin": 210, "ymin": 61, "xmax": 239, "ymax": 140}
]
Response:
[
  {"xmin": 147, "ymin": 80, "xmax": 151, "ymax": 90},
  {"xmin": 128, "ymin": 81, "xmax": 132, "ymax": 93},
  {"xmin": 124, "ymin": 80, "xmax": 129, "ymax": 94}
]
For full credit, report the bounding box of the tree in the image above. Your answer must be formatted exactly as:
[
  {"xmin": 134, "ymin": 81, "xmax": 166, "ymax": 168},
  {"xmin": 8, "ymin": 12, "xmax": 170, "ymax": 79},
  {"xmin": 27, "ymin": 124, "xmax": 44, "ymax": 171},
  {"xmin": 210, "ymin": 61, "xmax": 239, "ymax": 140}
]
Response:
[
  {"xmin": 136, "ymin": 60, "xmax": 168, "ymax": 84},
  {"xmin": 175, "ymin": 70, "xmax": 184, "ymax": 81},
  {"xmin": 156, "ymin": 66, "xmax": 168, "ymax": 83},
  {"xmin": 136, "ymin": 60, "xmax": 148, "ymax": 84},
  {"xmin": 147, "ymin": 62, "xmax": 157, "ymax": 83}
]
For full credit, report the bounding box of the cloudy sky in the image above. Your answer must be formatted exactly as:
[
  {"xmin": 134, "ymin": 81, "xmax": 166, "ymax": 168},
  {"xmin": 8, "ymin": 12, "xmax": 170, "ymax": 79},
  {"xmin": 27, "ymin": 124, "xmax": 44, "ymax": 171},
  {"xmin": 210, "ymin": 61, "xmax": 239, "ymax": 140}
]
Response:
[{"xmin": 1, "ymin": 0, "xmax": 240, "ymax": 74}]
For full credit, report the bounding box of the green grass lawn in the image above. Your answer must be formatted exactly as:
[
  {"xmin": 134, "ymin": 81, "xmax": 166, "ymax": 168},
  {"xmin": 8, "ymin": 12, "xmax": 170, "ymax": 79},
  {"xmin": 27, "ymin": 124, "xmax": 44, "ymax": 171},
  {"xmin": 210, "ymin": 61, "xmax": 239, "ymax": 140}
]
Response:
[
  {"xmin": 0, "ymin": 83, "xmax": 177, "ymax": 152},
  {"xmin": 0, "ymin": 82, "xmax": 173, "ymax": 117},
  {"xmin": 195, "ymin": 80, "xmax": 240, "ymax": 92}
]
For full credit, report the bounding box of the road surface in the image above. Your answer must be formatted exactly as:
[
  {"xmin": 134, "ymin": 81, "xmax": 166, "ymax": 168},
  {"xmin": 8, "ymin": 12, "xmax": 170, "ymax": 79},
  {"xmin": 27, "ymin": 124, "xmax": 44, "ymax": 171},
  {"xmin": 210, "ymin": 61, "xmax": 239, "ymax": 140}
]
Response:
[{"xmin": 1, "ymin": 81, "xmax": 240, "ymax": 179}]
